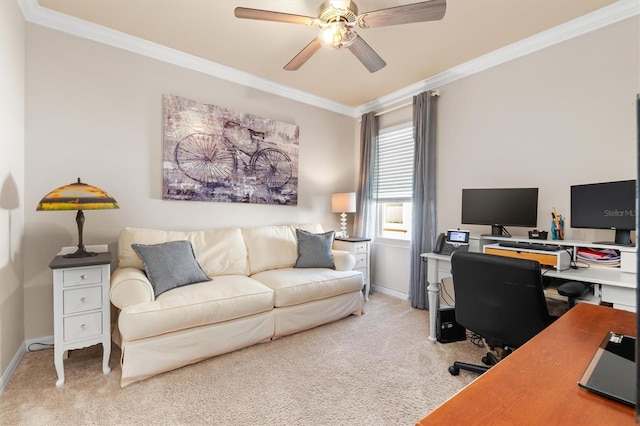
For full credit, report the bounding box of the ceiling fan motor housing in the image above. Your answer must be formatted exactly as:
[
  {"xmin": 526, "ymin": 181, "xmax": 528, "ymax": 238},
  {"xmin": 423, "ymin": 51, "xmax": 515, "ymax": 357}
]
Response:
[{"xmin": 318, "ymin": 0, "xmax": 359, "ymax": 23}]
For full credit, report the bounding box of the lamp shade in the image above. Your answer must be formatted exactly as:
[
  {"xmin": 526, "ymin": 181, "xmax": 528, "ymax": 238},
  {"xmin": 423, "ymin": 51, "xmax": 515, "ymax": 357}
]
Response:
[
  {"xmin": 37, "ymin": 178, "xmax": 119, "ymax": 258},
  {"xmin": 37, "ymin": 178, "xmax": 119, "ymax": 211},
  {"xmin": 331, "ymin": 192, "xmax": 356, "ymax": 213}
]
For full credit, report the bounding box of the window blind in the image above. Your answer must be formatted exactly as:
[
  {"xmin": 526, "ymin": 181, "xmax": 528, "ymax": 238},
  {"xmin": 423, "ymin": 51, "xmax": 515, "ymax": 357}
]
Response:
[{"xmin": 375, "ymin": 122, "xmax": 414, "ymax": 201}]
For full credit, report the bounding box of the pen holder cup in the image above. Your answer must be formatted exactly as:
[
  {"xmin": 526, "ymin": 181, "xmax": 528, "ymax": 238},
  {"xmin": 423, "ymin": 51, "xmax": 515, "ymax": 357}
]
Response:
[{"xmin": 551, "ymin": 217, "xmax": 564, "ymax": 240}]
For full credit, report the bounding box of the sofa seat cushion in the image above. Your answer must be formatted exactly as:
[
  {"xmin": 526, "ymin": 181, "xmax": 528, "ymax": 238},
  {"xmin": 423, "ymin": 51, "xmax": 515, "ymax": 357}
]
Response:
[
  {"xmin": 251, "ymin": 268, "xmax": 363, "ymax": 308},
  {"xmin": 118, "ymin": 275, "xmax": 274, "ymax": 341}
]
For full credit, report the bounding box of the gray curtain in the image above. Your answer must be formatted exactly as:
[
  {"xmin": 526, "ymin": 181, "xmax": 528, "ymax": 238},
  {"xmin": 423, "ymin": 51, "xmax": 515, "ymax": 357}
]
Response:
[
  {"xmin": 354, "ymin": 111, "xmax": 378, "ymax": 239},
  {"xmin": 409, "ymin": 91, "xmax": 438, "ymax": 309},
  {"xmin": 354, "ymin": 111, "xmax": 378, "ymax": 283}
]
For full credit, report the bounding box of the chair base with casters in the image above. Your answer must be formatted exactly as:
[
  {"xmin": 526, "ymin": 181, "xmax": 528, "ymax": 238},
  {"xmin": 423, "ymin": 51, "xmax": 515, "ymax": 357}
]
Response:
[
  {"xmin": 449, "ymin": 350, "xmax": 501, "ymax": 376},
  {"xmin": 557, "ymin": 281, "xmax": 592, "ymax": 309},
  {"xmin": 449, "ymin": 348, "xmax": 511, "ymax": 376}
]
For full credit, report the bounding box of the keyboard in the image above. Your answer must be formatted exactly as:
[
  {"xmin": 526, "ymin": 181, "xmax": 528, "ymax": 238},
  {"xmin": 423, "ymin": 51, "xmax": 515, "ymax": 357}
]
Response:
[{"xmin": 497, "ymin": 241, "xmax": 563, "ymax": 252}]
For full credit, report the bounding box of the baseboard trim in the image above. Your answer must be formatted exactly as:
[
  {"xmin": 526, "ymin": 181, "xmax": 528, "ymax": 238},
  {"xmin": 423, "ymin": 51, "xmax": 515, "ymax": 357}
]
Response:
[
  {"xmin": 0, "ymin": 335, "xmax": 54, "ymax": 394},
  {"xmin": 371, "ymin": 285, "xmax": 409, "ymax": 301},
  {"xmin": 0, "ymin": 343, "xmax": 25, "ymax": 394}
]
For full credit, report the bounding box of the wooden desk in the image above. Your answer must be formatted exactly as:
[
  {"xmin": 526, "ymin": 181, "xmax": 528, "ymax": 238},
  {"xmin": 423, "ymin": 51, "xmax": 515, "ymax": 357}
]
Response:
[{"xmin": 417, "ymin": 304, "xmax": 636, "ymax": 425}]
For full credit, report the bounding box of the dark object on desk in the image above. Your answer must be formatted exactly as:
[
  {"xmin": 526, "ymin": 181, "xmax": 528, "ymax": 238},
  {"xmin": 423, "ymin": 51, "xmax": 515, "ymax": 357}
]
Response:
[
  {"xmin": 447, "ymin": 252, "xmax": 554, "ymax": 376},
  {"xmin": 557, "ymin": 281, "xmax": 592, "ymax": 309},
  {"xmin": 497, "ymin": 241, "xmax": 562, "ymax": 252},
  {"xmin": 528, "ymin": 229, "xmax": 548, "ymax": 240},
  {"xmin": 579, "ymin": 331, "xmax": 636, "ymax": 407},
  {"xmin": 334, "ymin": 236, "xmax": 371, "ymax": 242},
  {"xmin": 436, "ymin": 307, "xmax": 466, "ymax": 343},
  {"xmin": 434, "ymin": 231, "xmax": 469, "ymax": 256}
]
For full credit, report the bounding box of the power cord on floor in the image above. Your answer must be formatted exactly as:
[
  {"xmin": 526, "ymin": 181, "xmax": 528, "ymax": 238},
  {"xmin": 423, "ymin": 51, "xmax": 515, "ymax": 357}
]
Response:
[
  {"xmin": 467, "ymin": 331, "xmax": 484, "ymax": 348},
  {"xmin": 27, "ymin": 342, "xmax": 53, "ymax": 352}
]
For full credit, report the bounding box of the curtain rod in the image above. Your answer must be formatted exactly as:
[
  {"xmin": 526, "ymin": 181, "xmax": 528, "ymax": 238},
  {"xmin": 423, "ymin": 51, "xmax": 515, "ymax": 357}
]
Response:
[{"xmin": 373, "ymin": 90, "xmax": 440, "ymax": 117}]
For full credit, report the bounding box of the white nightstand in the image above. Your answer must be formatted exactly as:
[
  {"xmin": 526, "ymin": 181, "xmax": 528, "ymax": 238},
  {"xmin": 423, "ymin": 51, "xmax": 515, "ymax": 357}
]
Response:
[
  {"xmin": 333, "ymin": 237, "xmax": 371, "ymax": 301},
  {"xmin": 49, "ymin": 250, "xmax": 112, "ymax": 387}
]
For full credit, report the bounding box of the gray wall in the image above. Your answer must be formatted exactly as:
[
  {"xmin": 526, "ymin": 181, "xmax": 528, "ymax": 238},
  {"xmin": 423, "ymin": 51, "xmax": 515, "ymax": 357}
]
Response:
[
  {"xmin": 372, "ymin": 16, "xmax": 639, "ymax": 296},
  {"xmin": 0, "ymin": 0, "xmax": 26, "ymax": 383},
  {"xmin": 23, "ymin": 25, "xmax": 357, "ymax": 339}
]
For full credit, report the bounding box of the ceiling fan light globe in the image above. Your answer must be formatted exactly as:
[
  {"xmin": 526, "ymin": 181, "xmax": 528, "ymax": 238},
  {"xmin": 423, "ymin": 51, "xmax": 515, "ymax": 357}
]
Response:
[{"xmin": 318, "ymin": 22, "xmax": 355, "ymax": 49}]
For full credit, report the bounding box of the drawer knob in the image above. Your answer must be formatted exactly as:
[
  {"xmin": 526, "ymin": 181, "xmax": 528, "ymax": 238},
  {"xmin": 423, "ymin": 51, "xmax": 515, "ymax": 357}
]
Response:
[
  {"xmin": 80, "ymin": 324, "xmax": 86, "ymax": 330},
  {"xmin": 80, "ymin": 274, "xmax": 87, "ymax": 280},
  {"xmin": 80, "ymin": 297, "xmax": 86, "ymax": 303}
]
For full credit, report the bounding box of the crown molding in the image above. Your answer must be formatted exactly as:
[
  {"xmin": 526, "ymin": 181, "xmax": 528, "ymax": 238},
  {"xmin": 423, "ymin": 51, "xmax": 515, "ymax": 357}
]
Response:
[
  {"xmin": 18, "ymin": 0, "xmax": 639, "ymax": 118},
  {"xmin": 356, "ymin": 0, "xmax": 640, "ymax": 116},
  {"xmin": 17, "ymin": 0, "xmax": 355, "ymax": 117}
]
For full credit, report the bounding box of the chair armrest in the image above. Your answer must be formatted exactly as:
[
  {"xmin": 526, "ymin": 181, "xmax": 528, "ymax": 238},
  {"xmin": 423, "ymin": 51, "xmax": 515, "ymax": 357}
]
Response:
[
  {"xmin": 333, "ymin": 250, "xmax": 356, "ymax": 271},
  {"xmin": 110, "ymin": 267, "xmax": 155, "ymax": 309}
]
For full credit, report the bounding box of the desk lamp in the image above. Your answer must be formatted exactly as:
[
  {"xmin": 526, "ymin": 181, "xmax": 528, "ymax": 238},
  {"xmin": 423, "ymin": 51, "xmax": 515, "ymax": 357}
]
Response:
[
  {"xmin": 37, "ymin": 178, "xmax": 119, "ymax": 258},
  {"xmin": 331, "ymin": 192, "xmax": 356, "ymax": 238}
]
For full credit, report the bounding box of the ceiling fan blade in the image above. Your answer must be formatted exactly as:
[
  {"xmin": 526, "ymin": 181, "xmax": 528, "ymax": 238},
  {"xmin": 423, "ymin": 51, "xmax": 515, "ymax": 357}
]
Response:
[
  {"xmin": 347, "ymin": 35, "xmax": 386, "ymax": 73},
  {"xmin": 234, "ymin": 7, "xmax": 317, "ymax": 26},
  {"xmin": 358, "ymin": 0, "xmax": 446, "ymax": 28},
  {"xmin": 284, "ymin": 38, "xmax": 322, "ymax": 71}
]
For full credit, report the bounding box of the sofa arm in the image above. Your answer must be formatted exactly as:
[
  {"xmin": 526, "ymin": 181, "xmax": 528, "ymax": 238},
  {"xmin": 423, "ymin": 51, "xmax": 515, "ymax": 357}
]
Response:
[
  {"xmin": 333, "ymin": 250, "xmax": 356, "ymax": 271},
  {"xmin": 110, "ymin": 267, "xmax": 155, "ymax": 309}
]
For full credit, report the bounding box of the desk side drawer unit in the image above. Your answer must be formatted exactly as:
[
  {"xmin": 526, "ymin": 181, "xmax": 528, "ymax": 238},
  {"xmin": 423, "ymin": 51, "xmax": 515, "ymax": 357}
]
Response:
[
  {"xmin": 484, "ymin": 246, "xmax": 571, "ymax": 271},
  {"xmin": 601, "ymin": 285, "xmax": 636, "ymax": 312}
]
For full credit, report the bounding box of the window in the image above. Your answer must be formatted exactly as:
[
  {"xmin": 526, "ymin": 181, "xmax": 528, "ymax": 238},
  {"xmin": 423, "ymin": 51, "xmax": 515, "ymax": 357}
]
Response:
[{"xmin": 375, "ymin": 122, "xmax": 414, "ymax": 240}]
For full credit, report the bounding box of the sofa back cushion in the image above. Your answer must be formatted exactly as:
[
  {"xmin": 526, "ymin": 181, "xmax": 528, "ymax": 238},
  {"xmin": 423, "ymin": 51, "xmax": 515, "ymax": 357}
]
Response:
[
  {"xmin": 242, "ymin": 224, "xmax": 324, "ymax": 275},
  {"xmin": 119, "ymin": 227, "xmax": 250, "ymax": 277}
]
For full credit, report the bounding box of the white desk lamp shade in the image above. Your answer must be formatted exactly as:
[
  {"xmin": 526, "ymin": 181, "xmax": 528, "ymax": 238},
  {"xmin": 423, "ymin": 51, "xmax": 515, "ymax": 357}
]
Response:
[{"xmin": 331, "ymin": 192, "xmax": 356, "ymax": 237}]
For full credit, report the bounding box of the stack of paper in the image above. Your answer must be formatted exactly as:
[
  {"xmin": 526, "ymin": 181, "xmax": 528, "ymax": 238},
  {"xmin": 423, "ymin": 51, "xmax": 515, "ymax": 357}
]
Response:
[{"xmin": 576, "ymin": 248, "xmax": 621, "ymax": 267}]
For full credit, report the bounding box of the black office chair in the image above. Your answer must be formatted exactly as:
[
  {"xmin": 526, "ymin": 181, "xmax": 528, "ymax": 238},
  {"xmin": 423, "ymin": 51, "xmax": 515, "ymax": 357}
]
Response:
[{"xmin": 448, "ymin": 251, "xmax": 555, "ymax": 376}]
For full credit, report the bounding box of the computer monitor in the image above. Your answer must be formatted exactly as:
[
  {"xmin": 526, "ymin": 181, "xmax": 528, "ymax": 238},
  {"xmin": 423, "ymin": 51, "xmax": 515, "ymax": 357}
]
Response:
[
  {"xmin": 570, "ymin": 179, "xmax": 636, "ymax": 246},
  {"xmin": 461, "ymin": 188, "xmax": 539, "ymax": 236}
]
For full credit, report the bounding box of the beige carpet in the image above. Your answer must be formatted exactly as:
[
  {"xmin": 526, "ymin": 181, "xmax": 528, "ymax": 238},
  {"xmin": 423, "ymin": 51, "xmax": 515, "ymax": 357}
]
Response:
[{"xmin": 1, "ymin": 294, "xmax": 485, "ymax": 425}]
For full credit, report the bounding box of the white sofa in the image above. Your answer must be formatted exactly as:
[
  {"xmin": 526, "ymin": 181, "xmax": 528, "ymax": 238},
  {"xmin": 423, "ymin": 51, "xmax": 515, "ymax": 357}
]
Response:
[{"xmin": 110, "ymin": 223, "xmax": 365, "ymax": 387}]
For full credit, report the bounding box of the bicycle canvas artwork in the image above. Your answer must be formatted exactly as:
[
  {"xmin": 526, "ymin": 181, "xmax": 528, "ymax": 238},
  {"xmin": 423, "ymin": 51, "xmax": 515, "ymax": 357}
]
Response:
[{"xmin": 162, "ymin": 94, "xmax": 299, "ymax": 205}]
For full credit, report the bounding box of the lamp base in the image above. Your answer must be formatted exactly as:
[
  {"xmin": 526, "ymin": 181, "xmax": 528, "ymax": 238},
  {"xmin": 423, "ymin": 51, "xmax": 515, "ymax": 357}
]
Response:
[
  {"xmin": 62, "ymin": 209, "xmax": 98, "ymax": 258},
  {"xmin": 63, "ymin": 245, "xmax": 98, "ymax": 258},
  {"xmin": 340, "ymin": 212, "xmax": 349, "ymax": 238}
]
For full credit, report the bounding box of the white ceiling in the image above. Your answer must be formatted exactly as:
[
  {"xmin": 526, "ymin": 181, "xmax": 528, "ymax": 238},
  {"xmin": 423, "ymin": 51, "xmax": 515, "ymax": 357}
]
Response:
[{"xmin": 22, "ymin": 0, "xmax": 638, "ymax": 115}]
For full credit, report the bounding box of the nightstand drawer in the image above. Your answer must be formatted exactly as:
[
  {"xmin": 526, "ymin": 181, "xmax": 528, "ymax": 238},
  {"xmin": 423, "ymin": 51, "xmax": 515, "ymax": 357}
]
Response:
[
  {"xmin": 354, "ymin": 253, "xmax": 367, "ymax": 269},
  {"xmin": 353, "ymin": 242, "xmax": 368, "ymax": 253},
  {"xmin": 63, "ymin": 267, "xmax": 103, "ymax": 287},
  {"xmin": 63, "ymin": 312, "xmax": 102, "ymax": 342},
  {"xmin": 63, "ymin": 286, "xmax": 102, "ymax": 315}
]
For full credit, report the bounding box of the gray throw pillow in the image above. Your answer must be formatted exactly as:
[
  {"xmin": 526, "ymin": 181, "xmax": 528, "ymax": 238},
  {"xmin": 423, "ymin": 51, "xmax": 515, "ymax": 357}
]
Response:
[
  {"xmin": 132, "ymin": 240, "xmax": 211, "ymax": 298},
  {"xmin": 294, "ymin": 229, "xmax": 335, "ymax": 269}
]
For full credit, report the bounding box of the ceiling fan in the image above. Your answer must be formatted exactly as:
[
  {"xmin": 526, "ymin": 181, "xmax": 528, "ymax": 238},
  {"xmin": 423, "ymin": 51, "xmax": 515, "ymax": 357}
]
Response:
[{"xmin": 234, "ymin": 0, "xmax": 447, "ymax": 73}]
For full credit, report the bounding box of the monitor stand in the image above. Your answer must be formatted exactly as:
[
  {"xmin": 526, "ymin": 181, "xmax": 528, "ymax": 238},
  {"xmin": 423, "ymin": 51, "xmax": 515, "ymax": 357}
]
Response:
[
  {"xmin": 593, "ymin": 229, "xmax": 634, "ymax": 247},
  {"xmin": 486, "ymin": 225, "xmax": 511, "ymax": 237}
]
